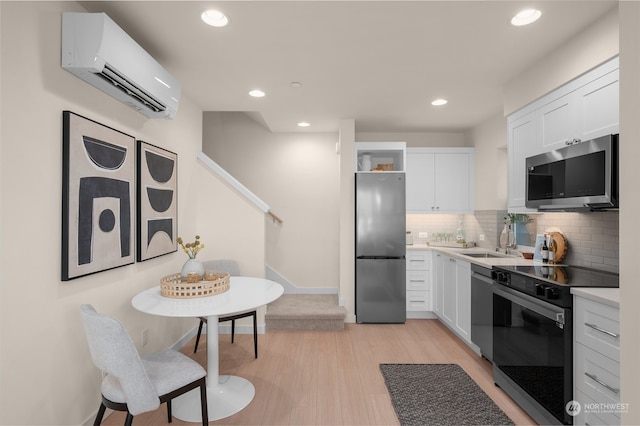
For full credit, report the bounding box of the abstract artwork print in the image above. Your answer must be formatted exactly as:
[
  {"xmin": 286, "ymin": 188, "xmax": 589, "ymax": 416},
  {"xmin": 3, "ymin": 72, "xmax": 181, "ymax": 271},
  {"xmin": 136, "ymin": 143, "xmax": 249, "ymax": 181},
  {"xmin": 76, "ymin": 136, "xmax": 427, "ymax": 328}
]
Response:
[
  {"xmin": 136, "ymin": 141, "xmax": 177, "ymax": 261},
  {"xmin": 62, "ymin": 111, "xmax": 136, "ymax": 280}
]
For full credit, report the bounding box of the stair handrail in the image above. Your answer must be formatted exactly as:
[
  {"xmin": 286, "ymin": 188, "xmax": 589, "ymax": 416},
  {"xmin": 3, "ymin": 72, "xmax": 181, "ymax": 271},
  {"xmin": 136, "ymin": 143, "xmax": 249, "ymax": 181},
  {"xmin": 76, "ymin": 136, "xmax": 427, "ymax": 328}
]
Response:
[{"xmin": 197, "ymin": 151, "xmax": 283, "ymax": 223}]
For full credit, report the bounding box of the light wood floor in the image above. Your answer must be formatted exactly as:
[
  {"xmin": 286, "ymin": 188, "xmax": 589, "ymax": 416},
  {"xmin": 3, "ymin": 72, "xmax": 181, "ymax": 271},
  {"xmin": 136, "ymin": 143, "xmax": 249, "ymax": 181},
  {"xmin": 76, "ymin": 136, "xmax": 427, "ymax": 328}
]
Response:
[{"xmin": 100, "ymin": 319, "xmax": 536, "ymax": 425}]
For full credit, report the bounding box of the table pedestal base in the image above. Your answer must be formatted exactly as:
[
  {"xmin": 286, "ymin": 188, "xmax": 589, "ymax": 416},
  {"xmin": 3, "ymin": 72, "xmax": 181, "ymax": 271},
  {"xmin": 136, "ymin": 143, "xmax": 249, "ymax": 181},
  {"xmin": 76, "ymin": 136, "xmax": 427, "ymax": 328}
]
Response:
[{"xmin": 171, "ymin": 375, "xmax": 255, "ymax": 422}]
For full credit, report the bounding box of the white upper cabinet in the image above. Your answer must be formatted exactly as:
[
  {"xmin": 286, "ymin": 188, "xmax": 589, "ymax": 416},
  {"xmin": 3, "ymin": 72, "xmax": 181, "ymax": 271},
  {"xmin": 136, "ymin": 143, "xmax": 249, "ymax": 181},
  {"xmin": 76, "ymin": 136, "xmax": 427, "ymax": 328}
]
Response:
[
  {"xmin": 539, "ymin": 93, "xmax": 580, "ymax": 152},
  {"xmin": 406, "ymin": 151, "xmax": 436, "ymax": 211},
  {"xmin": 406, "ymin": 148, "xmax": 475, "ymax": 214},
  {"xmin": 508, "ymin": 113, "xmax": 540, "ymax": 213},
  {"xmin": 507, "ymin": 56, "xmax": 619, "ymax": 212},
  {"xmin": 539, "ymin": 66, "xmax": 619, "ymax": 152},
  {"xmin": 577, "ymin": 69, "xmax": 619, "ymax": 141}
]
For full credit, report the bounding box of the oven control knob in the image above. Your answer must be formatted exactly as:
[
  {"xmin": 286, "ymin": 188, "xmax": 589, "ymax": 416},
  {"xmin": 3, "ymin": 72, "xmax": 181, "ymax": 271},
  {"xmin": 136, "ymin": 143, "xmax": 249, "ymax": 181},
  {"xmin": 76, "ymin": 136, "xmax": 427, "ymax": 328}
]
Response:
[
  {"xmin": 535, "ymin": 283, "xmax": 546, "ymax": 296},
  {"xmin": 495, "ymin": 272, "xmax": 509, "ymax": 284},
  {"xmin": 545, "ymin": 287, "xmax": 559, "ymax": 299}
]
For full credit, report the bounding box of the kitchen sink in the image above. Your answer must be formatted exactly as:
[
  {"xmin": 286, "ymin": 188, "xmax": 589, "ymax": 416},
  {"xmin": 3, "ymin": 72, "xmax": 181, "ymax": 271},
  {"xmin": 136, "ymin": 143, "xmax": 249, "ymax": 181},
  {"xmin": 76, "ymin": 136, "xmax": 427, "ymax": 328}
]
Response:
[{"xmin": 464, "ymin": 252, "xmax": 510, "ymax": 259}]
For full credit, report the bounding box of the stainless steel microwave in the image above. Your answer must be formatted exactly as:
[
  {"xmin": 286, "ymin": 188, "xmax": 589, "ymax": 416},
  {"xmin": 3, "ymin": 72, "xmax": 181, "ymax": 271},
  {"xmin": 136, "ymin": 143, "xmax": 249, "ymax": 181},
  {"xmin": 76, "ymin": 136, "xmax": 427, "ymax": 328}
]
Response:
[{"xmin": 525, "ymin": 134, "xmax": 618, "ymax": 211}]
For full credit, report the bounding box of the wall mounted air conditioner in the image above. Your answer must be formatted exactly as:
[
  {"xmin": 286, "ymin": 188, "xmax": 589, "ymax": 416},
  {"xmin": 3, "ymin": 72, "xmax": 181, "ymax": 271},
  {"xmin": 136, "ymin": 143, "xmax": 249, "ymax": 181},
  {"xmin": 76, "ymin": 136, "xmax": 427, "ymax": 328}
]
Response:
[{"xmin": 62, "ymin": 12, "xmax": 180, "ymax": 119}]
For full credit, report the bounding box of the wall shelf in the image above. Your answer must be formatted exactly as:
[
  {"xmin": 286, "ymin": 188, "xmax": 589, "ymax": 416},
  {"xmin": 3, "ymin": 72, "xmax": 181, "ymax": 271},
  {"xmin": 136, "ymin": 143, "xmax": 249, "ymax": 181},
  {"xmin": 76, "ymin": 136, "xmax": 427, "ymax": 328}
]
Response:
[{"xmin": 355, "ymin": 142, "xmax": 406, "ymax": 172}]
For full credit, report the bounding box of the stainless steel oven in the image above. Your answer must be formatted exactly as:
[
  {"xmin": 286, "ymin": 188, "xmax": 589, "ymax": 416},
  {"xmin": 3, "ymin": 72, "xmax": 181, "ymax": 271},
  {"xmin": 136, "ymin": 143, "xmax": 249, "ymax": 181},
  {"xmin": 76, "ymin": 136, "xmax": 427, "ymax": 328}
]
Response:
[
  {"xmin": 493, "ymin": 282, "xmax": 572, "ymax": 425},
  {"xmin": 492, "ymin": 265, "xmax": 619, "ymax": 425}
]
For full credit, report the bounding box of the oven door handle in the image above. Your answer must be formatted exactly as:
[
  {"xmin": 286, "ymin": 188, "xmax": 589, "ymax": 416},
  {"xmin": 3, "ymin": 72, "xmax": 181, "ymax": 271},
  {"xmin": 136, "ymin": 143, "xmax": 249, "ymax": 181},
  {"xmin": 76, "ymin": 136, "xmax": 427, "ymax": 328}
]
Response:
[{"xmin": 493, "ymin": 284, "xmax": 567, "ymax": 324}]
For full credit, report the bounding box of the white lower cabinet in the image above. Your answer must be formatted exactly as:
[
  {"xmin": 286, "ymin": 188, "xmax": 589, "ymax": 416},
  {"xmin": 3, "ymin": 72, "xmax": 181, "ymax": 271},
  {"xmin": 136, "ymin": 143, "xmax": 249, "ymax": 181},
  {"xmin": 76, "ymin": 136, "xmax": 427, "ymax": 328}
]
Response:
[
  {"xmin": 441, "ymin": 256, "xmax": 456, "ymax": 326},
  {"xmin": 432, "ymin": 252, "xmax": 472, "ymax": 345},
  {"xmin": 574, "ymin": 296, "xmax": 621, "ymax": 425},
  {"xmin": 433, "ymin": 252, "xmax": 443, "ymax": 316},
  {"xmin": 454, "ymin": 259, "xmax": 471, "ymax": 342},
  {"xmin": 406, "ymin": 250, "xmax": 432, "ymax": 315}
]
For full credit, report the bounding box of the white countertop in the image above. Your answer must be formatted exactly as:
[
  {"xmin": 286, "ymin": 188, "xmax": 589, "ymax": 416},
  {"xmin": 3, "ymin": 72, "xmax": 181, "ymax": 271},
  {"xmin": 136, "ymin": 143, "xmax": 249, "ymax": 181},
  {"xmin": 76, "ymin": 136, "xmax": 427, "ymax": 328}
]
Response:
[
  {"xmin": 407, "ymin": 244, "xmax": 536, "ymax": 268},
  {"xmin": 407, "ymin": 245, "xmax": 619, "ymax": 303},
  {"xmin": 571, "ymin": 287, "xmax": 620, "ymax": 308}
]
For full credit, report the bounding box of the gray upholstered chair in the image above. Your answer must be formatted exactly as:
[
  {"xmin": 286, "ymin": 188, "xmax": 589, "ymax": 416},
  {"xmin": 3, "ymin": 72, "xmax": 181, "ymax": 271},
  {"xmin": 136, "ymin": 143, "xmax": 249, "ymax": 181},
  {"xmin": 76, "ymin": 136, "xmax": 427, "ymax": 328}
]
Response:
[
  {"xmin": 194, "ymin": 259, "xmax": 258, "ymax": 358},
  {"xmin": 79, "ymin": 304, "xmax": 208, "ymax": 426}
]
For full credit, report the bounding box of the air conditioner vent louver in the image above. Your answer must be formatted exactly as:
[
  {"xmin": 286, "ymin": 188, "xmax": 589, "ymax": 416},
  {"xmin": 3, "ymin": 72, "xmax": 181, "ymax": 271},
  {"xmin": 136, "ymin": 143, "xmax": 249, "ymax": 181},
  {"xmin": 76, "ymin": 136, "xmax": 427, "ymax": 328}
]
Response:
[
  {"xmin": 61, "ymin": 12, "xmax": 180, "ymax": 119},
  {"xmin": 98, "ymin": 65, "xmax": 166, "ymax": 113}
]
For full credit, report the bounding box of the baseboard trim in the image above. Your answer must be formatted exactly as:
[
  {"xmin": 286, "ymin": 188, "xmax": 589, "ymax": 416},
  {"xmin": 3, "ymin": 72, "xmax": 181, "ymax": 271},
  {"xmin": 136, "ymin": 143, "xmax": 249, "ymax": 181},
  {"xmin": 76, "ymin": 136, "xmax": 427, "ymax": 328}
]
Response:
[
  {"xmin": 407, "ymin": 311, "xmax": 438, "ymax": 319},
  {"xmin": 266, "ymin": 264, "xmax": 339, "ymax": 296},
  {"xmin": 171, "ymin": 326, "xmax": 199, "ymax": 350},
  {"xmin": 177, "ymin": 322, "xmax": 267, "ymax": 339}
]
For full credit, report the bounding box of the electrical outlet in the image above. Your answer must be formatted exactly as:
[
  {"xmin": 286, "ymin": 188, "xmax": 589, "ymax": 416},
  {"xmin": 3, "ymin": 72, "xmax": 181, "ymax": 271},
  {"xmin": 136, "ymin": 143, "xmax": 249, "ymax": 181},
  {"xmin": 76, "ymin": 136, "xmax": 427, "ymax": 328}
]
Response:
[
  {"xmin": 141, "ymin": 328, "xmax": 149, "ymax": 347},
  {"xmin": 479, "ymin": 234, "xmax": 485, "ymax": 241},
  {"xmin": 418, "ymin": 232, "xmax": 428, "ymax": 239}
]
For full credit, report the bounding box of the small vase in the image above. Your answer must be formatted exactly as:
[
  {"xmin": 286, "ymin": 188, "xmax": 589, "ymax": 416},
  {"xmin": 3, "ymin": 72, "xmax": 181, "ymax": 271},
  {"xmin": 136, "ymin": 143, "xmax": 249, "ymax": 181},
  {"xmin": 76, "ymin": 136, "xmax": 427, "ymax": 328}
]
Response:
[{"xmin": 181, "ymin": 258, "xmax": 204, "ymax": 280}]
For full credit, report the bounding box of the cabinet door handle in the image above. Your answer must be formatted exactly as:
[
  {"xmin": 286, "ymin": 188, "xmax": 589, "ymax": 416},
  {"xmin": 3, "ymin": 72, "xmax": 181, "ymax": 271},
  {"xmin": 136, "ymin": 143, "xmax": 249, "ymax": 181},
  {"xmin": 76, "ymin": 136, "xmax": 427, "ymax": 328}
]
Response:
[
  {"xmin": 585, "ymin": 322, "xmax": 619, "ymax": 339},
  {"xmin": 584, "ymin": 372, "xmax": 620, "ymax": 394}
]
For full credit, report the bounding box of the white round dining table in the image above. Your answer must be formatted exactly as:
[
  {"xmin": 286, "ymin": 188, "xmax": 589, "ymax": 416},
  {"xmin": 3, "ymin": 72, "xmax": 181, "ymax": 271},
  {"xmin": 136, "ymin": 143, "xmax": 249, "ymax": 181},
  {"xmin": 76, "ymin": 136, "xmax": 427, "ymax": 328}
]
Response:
[{"xmin": 131, "ymin": 276, "xmax": 284, "ymax": 422}]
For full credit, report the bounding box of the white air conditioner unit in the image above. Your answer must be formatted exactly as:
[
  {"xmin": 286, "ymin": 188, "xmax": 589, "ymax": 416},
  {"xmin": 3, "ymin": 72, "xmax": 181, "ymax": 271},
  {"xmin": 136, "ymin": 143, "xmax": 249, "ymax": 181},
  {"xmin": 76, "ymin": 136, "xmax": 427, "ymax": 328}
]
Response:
[{"xmin": 61, "ymin": 12, "xmax": 180, "ymax": 119}]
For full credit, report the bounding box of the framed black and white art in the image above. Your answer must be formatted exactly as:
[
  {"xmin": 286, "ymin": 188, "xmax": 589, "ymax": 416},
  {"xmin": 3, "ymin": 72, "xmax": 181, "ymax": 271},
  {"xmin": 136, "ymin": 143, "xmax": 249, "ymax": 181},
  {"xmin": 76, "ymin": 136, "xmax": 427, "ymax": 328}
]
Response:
[
  {"xmin": 136, "ymin": 140, "xmax": 177, "ymax": 261},
  {"xmin": 62, "ymin": 111, "xmax": 136, "ymax": 280}
]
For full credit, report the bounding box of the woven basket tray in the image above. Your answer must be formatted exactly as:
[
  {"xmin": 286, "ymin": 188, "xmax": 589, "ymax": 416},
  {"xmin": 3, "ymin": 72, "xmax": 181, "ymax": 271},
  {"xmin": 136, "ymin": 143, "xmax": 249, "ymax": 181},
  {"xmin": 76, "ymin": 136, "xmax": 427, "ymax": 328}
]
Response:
[{"xmin": 160, "ymin": 271, "xmax": 230, "ymax": 298}]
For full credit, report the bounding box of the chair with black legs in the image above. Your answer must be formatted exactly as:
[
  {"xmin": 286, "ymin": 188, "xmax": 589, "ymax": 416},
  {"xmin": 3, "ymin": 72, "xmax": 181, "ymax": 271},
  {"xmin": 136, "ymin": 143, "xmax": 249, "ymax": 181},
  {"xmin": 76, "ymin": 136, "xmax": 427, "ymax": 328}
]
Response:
[
  {"xmin": 194, "ymin": 259, "xmax": 258, "ymax": 358},
  {"xmin": 79, "ymin": 304, "xmax": 208, "ymax": 426}
]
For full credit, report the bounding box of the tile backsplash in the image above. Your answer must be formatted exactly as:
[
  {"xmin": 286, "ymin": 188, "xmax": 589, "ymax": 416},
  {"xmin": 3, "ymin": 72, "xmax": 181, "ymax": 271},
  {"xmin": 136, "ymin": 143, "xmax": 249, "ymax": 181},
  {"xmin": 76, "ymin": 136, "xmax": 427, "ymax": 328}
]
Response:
[{"xmin": 407, "ymin": 210, "xmax": 619, "ymax": 274}]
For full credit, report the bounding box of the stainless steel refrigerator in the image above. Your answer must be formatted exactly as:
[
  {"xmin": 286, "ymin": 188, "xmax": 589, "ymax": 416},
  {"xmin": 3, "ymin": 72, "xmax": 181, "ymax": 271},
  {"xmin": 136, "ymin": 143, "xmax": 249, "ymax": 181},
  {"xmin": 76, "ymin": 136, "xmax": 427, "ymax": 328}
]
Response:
[{"xmin": 355, "ymin": 172, "xmax": 406, "ymax": 323}]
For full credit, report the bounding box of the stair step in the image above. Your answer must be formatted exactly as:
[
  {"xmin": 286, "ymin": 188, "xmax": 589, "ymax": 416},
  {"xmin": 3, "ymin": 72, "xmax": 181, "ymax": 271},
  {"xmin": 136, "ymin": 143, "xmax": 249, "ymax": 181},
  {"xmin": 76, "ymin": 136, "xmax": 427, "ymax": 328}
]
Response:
[{"xmin": 266, "ymin": 294, "xmax": 346, "ymax": 331}]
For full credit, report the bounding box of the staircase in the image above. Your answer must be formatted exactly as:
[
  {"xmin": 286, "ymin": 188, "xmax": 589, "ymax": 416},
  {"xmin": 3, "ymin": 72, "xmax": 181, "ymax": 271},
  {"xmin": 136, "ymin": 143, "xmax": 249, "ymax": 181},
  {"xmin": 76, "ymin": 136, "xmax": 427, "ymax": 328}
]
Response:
[{"xmin": 265, "ymin": 294, "xmax": 346, "ymax": 331}]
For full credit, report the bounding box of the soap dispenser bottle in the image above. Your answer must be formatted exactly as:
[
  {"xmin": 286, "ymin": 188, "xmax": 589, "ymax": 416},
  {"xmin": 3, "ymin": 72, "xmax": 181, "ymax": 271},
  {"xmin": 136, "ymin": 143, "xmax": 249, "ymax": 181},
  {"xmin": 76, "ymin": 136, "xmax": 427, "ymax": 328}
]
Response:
[
  {"xmin": 500, "ymin": 220, "xmax": 509, "ymax": 250},
  {"xmin": 456, "ymin": 221, "xmax": 465, "ymax": 244}
]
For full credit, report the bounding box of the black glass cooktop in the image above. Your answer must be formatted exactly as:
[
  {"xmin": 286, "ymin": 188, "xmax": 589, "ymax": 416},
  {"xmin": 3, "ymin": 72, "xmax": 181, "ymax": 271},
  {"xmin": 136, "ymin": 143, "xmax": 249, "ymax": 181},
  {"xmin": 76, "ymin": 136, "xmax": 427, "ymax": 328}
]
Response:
[{"xmin": 494, "ymin": 264, "xmax": 619, "ymax": 288}]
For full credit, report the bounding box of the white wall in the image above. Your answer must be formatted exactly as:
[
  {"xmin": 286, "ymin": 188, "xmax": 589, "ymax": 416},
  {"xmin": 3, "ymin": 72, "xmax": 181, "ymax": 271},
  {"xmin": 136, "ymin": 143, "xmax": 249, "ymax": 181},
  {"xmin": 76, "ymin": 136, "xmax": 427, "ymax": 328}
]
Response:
[
  {"xmin": 339, "ymin": 119, "xmax": 356, "ymax": 322},
  {"xmin": 504, "ymin": 6, "xmax": 619, "ymax": 116},
  {"xmin": 619, "ymin": 2, "xmax": 640, "ymax": 423},
  {"xmin": 0, "ymin": 2, "xmax": 264, "ymax": 424},
  {"xmin": 467, "ymin": 113, "xmax": 508, "ymax": 210},
  {"xmin": 202, "ymin": 112, "xmax": 340, "ymax": 290},
  {"xmin": 356, "ymin": 131, "xmax": 467, "ymax": 147}
]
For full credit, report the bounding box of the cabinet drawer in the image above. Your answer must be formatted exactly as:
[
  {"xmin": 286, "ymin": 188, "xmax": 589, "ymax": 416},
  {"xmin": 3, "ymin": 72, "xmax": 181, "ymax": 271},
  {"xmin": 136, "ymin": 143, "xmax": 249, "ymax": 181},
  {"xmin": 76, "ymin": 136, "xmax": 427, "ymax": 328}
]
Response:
[
  {"xmin": 575, "ymin": 297, "xmax": 620, "ymax": 361},
  {"xmin": 407, "ymin": 290, "xmax": 430, "ymax": 311},
  {"xmin": 406, "ymin": 269, "xmax": 429, "ymax": 291},
  {"xmin": 575, "ymin": 343, "xmax": 620, "ymax": 407},
  {"xmin": 407, "ymin": 251, "xmax": 431, "ymax": 270},
  {"xmin": 574, "ymin": 389, "xmax": 621, "ymax": 425}
]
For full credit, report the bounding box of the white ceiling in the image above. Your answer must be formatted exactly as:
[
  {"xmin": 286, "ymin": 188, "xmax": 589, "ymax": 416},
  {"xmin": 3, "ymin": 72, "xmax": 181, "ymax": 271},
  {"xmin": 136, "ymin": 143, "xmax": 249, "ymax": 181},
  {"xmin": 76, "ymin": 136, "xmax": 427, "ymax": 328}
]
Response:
[{"xmin": 80, "ymin": 1, "xmax": 617, "ymax": 133}]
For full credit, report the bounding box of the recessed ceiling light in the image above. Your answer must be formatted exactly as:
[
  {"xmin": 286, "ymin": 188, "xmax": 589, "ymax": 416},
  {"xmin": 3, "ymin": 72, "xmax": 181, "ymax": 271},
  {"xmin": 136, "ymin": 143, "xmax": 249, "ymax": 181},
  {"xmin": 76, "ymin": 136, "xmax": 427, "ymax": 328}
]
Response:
[
  {"xmin": 511, "ymin": 9, "xmax": 541, "ymax": 26},
  {"xmin": 297, "ymin": 122, "xmax": 310, "ymax": 127},
  {"xmin": 291, "ymin": 82, "xmax": 302, "ymax": 88},
  {"xmin": 431, "ymin": 99, "xmax": 448, "ymax": 106},
  {"xmin": 249, "ymin": 89, "xmax": 265, "ymax": 98},
  {"xmin": 201, "ymin": 9, "xmax": 229, "ymax": 27}
]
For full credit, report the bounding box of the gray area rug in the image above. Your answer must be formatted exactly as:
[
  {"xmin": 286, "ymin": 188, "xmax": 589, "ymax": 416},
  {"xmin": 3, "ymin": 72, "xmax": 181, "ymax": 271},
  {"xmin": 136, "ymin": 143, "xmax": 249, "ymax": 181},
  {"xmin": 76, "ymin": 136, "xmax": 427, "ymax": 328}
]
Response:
[{"xmin": 380, "ymin": 364, "xmax": 514, "ymax": 426}]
